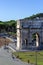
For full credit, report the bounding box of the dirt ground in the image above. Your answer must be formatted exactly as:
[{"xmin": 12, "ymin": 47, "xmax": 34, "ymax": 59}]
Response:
[{"xmin": 0, "ymin": 37, "xmax": 12, "ymax": 47}]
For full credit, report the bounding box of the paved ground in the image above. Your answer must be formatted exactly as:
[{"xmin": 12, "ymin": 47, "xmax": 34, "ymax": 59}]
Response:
[{"xmin": 0, "ymin": 46, "xmax": 33, "ymax": 65}]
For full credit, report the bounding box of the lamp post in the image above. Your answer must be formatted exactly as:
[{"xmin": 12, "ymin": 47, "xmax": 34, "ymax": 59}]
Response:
[{"xmin": 35, "ymin": 49, "xmax": 37, "ymax": 65}]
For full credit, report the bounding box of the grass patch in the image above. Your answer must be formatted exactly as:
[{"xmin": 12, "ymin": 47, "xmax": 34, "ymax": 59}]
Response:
[{"xmin": 13, "ymin": 51, "xmax": 43, "ymax": 65}]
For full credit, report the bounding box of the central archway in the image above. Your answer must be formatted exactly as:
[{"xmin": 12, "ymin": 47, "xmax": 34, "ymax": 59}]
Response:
[{"xmin": 32, "ymin": 33, "xmax": 40, "ymax": 47}]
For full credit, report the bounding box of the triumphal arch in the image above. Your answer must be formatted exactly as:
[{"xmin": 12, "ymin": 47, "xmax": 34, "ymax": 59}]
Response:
[{"xmin": 16, "ymin": 17, "xmax": 43, "ymax": 50}]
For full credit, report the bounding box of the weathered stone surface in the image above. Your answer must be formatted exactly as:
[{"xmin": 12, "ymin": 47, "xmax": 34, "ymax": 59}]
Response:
[{"xmin": 17, "ymin": 18, "xmax": 43, "ymax": 50}]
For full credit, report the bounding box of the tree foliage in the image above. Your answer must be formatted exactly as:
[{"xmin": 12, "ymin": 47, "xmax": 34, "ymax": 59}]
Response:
[
  {"xmin": 0, "ymin": 20, "xmax": 17, "ymax": 33},
  {"xmin": 24, "ymin": 13, "xmax": 43, "ymax": 20}
]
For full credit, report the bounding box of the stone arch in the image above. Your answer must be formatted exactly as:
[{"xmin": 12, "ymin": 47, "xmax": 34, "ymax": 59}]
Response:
[
  {"xmin": 32, "ymin": 32, "xmax": 40, "ymax": 47},
  {"xmin": 25, "ymin": 39, "xmax": 28, "ymax": 46},
  {"xmin": 22, "ymin": 38, "xmax": 28, "ymax": 49}
]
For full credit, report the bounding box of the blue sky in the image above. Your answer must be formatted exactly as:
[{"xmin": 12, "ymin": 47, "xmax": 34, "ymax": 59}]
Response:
[{"xmin": 0, "ymin": 0, "xmax": 43, "ymax": 21}]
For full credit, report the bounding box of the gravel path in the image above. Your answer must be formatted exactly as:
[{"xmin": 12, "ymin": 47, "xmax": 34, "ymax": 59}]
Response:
[{"xmin": 0, "ymin": 47, "xmax": 33, "ymax": 65}]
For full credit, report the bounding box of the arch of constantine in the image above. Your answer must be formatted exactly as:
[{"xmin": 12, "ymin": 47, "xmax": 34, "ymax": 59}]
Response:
[{"xmin": 16, "ymin": 17, "xmax": 43, "ymax": 50}]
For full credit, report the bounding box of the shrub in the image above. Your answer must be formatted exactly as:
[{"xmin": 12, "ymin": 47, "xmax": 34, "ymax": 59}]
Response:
[
  {"xmin": 27, "ymin": 60, "xmax": 30, "ymax": 63},
  {"xmin": 19, "ymin": 57, "xmax": 22, "ymax": 60},
  {"xmin": 16, "ymin": 55, "xmax": 19, "ymax": 58}
]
